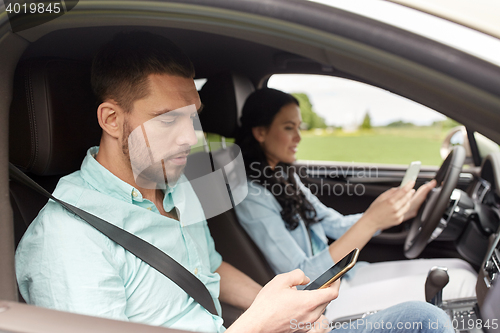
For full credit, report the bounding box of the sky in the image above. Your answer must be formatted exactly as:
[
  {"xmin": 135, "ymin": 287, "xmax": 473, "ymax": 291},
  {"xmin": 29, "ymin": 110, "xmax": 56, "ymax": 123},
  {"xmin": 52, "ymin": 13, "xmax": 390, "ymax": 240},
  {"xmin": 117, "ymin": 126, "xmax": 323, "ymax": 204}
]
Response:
[{"xmin": 268, "ymin": 74, "xmax": 447, "ymax": 128}]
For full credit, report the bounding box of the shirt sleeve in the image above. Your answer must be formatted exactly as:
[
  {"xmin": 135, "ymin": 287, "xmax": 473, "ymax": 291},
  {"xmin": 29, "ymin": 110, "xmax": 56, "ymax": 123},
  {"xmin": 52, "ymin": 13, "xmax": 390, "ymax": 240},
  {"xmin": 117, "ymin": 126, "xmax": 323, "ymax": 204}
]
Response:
[
  {"xmin": 235, "ymin": 185, "xmax": 335, "ymax": 281},
  {"xmin": 15, "ymin": 202, "xmax": 129, "ymax": 321},
  {"xmin": 294, "ymin": 175, "xmax": 364, "ymax": 240}
]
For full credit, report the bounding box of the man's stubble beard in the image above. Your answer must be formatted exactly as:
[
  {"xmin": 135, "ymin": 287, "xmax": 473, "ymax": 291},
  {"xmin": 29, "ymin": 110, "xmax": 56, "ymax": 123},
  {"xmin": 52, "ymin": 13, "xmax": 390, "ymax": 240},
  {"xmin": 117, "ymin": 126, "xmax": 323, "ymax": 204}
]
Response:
[{"xmin": 122, "ymin": 118, "xmax": 185, "ymax": 188}]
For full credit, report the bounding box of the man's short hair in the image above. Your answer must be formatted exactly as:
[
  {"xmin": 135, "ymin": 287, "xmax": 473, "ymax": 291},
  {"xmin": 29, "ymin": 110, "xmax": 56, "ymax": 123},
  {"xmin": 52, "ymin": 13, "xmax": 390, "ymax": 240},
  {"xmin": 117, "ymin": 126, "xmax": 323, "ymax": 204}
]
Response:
[{"xmin": 91, "ymin": 31, "xmax": 195, "ymax": 112}]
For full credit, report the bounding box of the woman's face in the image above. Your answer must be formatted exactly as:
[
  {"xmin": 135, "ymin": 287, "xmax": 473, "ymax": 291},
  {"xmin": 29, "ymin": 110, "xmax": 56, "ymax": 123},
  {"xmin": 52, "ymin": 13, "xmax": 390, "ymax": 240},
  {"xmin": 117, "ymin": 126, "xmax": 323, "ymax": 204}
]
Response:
[{"xmin": 253, "ymin": 102, "xmax": 302, "ymax": 168}]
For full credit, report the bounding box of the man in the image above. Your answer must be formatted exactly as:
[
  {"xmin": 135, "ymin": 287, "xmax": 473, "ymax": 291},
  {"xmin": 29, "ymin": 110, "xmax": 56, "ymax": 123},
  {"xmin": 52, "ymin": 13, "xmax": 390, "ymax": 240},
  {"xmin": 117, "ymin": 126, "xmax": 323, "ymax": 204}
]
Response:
[{"xmin": 16, "ymin": 31, "xmax": 452, "ymax": 333}]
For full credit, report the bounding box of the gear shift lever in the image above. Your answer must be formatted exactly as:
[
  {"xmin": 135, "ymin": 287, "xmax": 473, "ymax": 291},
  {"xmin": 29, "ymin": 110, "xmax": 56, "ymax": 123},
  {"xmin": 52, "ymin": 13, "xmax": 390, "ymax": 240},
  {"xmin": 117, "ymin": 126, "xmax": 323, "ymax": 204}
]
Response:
[{"xmin": 425, "ymin": 266, "xmax": 449, "ymax": 306}]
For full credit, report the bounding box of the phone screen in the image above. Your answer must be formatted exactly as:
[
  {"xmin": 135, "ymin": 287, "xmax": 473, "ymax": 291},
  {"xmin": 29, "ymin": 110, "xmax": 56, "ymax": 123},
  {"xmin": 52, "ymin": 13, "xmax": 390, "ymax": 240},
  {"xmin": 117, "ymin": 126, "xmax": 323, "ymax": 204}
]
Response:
[
  {"xmin": 305, "ymin": 248, "xmax": 359, "ymax": 290},
  {"xmin": 400, "ymin": 161, "xmax": 421, "ymax": 188}
]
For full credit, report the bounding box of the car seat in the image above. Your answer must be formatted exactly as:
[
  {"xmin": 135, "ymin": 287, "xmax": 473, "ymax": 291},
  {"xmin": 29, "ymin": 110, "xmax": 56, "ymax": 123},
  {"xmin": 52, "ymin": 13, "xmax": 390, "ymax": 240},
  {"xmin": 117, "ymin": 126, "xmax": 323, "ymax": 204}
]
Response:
[
  {"xmin": 9, "ymin": 59, "xmax": 101, "ymax": 248},
  {"xmin": 194, "ymin": 72, "xmax": 276, "ymax": 286}
]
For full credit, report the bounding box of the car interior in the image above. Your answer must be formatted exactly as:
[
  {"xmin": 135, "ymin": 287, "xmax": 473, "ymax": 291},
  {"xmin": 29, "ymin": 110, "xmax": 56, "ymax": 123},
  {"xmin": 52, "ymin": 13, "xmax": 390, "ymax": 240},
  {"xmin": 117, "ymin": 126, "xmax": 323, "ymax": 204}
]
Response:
[{"xmin": 2, "ymin": 0, "xmax": 500, "ymax": 331}]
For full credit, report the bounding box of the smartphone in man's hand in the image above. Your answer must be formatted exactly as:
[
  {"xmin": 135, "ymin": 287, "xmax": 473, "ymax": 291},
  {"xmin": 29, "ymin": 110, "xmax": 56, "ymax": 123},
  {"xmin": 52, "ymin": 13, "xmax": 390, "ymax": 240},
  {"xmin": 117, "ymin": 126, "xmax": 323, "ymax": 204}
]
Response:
[{"xmin": 305, "ymin": 248, "xmax": 359, "ymax": 290}]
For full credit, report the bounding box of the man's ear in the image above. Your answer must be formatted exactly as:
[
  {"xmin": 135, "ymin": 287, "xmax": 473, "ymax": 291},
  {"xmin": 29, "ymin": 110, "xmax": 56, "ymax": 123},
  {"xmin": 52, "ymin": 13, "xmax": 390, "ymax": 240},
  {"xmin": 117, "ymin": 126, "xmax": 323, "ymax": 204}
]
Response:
[
  {"xmin": 97, "ymin": 101, "xmax": 122, "ymax": 139},
  {"xmin": 252, "ymin": 126, "xmax": 267, "ymax": 144}
]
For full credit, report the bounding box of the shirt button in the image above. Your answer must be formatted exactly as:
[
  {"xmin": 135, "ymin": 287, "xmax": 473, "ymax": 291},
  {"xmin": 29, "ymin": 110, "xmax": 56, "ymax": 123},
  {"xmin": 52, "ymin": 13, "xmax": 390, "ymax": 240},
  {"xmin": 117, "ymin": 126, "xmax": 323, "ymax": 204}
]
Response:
[
  {"xmin": 147, "ymin": 207, "xmax": 152, "ymax": 211},
  {"xmin": 132, "ymin": 190, "xmax": 139, "ymax": 197},
  {"xmin": 194, "ymin": 268, "xmax": 198, "ymax": 275}
]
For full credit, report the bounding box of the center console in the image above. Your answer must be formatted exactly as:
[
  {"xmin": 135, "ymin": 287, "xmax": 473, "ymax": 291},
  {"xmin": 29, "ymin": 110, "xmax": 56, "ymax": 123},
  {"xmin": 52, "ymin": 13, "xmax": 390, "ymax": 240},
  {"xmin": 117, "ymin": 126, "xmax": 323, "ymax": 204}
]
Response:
[
  {"xmin": 442, "ymin": 228, "xmax": 500, "ymax": 333},
  {"xmin": 333, "ymin": 229, "xmax": 500, "ymax": 332}
]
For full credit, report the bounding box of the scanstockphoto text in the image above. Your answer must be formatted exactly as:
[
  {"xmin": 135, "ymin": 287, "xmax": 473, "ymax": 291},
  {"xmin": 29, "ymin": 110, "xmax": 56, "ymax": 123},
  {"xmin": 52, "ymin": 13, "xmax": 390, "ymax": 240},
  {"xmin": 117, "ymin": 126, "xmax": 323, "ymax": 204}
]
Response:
[
  {"xmin": 248, "ymin": 161, "xmax": 379, "ymax": 197},
  {"xmin": 290, "ymin": 318, "xmax": 444, "ymax": 331},
  {"xmin": 290, "ymin": 318, "xmax": 499, "ymax": 331}
]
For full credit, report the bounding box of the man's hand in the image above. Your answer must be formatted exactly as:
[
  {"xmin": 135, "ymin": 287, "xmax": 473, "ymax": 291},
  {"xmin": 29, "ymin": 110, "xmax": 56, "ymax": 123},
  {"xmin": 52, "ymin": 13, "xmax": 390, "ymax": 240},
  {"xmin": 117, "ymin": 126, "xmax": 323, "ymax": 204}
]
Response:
[
  {"xmin": 403, "ymin": 180, "xmax": 437, "ymax": 220},
  {"xmin": 361, "ymin": 180, "xmax": 416, "ymax": 231},
  {"xmin": 227, "ymin": 269, "xmax": 339, "ymax": 333}
]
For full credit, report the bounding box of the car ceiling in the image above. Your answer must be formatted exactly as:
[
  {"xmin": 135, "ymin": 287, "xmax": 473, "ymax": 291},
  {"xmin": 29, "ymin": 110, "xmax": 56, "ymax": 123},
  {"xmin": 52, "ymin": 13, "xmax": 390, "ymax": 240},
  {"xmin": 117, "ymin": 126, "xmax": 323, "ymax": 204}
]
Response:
[{"xmin": 19, "ymin": 26, "xmax": 293, "ymax": 85}]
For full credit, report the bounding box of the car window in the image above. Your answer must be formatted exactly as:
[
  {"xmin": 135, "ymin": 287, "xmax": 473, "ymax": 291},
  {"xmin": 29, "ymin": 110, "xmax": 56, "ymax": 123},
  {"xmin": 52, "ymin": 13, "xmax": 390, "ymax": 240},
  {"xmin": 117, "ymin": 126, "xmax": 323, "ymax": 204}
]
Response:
[{"xmin": 268, "ymin": 74, "xmax": 462, "ymax": 166}]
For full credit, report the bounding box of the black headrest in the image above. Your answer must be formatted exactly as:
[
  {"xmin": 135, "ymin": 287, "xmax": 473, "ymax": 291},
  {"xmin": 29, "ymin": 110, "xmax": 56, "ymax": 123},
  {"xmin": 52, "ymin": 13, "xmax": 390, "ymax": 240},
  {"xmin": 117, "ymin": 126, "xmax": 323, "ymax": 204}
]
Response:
[
  {"xmin": 9, "ymin": 59, "xmax": 102, "ymax": 176},
  {"xmin": 199, "ymin": 72, "xmax": 254, "ymax": 138}
]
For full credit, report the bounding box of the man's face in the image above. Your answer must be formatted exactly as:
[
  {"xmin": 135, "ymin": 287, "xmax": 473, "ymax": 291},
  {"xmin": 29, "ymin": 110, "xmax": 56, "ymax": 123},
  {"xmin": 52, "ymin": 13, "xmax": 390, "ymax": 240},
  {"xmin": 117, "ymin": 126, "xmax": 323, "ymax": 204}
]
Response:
[{"xmin": 122, "ymin": 74, "xmax": 201, "ymax": 188}]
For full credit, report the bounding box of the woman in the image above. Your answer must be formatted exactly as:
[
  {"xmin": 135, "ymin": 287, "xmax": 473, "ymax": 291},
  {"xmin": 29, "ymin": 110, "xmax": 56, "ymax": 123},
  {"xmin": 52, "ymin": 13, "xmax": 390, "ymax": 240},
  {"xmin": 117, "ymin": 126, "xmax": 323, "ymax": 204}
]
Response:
[{"xmin": 233, "ymin": 88, "xmax": 477, "ymax": 320}]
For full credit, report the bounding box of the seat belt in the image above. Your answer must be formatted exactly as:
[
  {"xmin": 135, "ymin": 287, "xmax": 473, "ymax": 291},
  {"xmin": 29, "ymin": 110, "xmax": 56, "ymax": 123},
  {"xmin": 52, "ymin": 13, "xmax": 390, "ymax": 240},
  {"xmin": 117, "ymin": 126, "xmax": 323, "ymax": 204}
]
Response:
[{"xmin": 9, "ymin": 163, "xmax": 218, "ymax": 316}]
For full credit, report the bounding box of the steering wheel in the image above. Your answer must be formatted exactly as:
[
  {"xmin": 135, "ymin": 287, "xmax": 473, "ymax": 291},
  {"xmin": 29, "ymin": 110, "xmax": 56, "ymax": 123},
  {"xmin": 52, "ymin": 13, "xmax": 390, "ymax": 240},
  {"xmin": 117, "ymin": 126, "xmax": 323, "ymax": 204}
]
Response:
[{"xmin": 404, "ymin": 146, "xmax": 466, "ymax": 259}]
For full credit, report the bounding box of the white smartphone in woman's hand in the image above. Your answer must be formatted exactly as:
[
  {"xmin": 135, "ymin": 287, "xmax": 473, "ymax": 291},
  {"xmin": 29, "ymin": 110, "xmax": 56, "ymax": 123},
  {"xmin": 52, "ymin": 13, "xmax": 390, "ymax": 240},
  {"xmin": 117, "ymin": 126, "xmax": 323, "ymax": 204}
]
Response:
[{"xmin": 400, "ymin": 161, "xmax": 421, "ymax": 188}]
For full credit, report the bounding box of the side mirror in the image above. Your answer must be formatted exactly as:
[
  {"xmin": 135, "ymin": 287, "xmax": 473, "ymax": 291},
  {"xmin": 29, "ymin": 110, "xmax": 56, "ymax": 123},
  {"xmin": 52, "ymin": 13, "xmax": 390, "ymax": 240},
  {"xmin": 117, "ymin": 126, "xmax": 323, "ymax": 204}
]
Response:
[{"xmin": 441, "ymin": 126, "xmax": 474, "ymax": 165}]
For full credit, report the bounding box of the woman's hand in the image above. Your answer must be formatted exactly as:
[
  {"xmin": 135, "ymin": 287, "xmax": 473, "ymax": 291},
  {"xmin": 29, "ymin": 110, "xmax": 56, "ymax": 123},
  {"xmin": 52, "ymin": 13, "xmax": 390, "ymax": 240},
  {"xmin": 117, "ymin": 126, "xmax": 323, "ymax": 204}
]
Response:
[
  {"xmin": 403, "ymin": 180, "xmax": 437, "ymax": 220},
  {"xmin": 361, "ymin": 181, "xmax": 416, "ymax": 231},
  {"xmin": 327, "ymin": 181, "xmax": 423, "ymax": 262},
  {"xmin": 327, "ymin": 180, "xmax": 437, "ymax": 266}
]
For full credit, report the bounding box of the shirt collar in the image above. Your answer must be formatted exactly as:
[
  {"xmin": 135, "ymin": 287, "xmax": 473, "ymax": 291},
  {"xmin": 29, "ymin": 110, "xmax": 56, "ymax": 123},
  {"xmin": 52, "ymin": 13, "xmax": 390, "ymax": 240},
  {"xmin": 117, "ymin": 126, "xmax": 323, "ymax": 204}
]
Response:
[
  {"xmin": 80, "ymin": 147, "xmax": 179, "ymax": 205},
  {"xmin": 80, "ymin": 147, "xmax": 198, "ymax": 226}
]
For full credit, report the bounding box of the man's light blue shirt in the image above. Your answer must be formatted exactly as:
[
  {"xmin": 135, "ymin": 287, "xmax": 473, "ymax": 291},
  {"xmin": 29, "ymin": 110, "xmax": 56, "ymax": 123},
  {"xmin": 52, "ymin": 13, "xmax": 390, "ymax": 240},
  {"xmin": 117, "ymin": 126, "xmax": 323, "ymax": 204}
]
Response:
[
  {"xmin": 16, "ymin": 147, "xmax": 225, "ymax": 332},
  {"xmin": 234, "ymin": 174, "xmax": 365, "ymax": 282}
]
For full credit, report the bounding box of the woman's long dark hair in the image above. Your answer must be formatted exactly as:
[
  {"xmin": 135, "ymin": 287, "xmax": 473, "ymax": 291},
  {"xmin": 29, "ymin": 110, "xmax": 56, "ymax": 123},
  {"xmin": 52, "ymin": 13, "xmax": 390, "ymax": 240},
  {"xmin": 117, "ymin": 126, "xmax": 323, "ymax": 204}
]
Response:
[{"xmin": 235, "ymin": 88, "xmax": 319, "ymax": 230}]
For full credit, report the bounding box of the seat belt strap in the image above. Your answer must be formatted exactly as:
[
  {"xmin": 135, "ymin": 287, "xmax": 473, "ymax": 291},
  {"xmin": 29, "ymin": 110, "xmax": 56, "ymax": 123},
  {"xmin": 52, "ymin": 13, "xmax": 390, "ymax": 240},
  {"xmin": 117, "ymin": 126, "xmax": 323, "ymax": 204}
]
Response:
[{"xmin": 9, "ymin": 163, "xmax": 218, "ymax": 316}]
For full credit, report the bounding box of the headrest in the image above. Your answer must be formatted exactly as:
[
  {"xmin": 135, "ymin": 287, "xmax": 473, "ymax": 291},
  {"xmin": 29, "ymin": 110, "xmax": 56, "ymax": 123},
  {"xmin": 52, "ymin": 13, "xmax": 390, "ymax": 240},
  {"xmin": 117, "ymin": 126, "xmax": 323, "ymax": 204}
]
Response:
[
  {"xmin": 9, "ymin": 59, "xmax": 101, "ymax": 176},
  {"xmin": 199, "ymin": 72, "xmax": 254, "ymax": 138}
]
